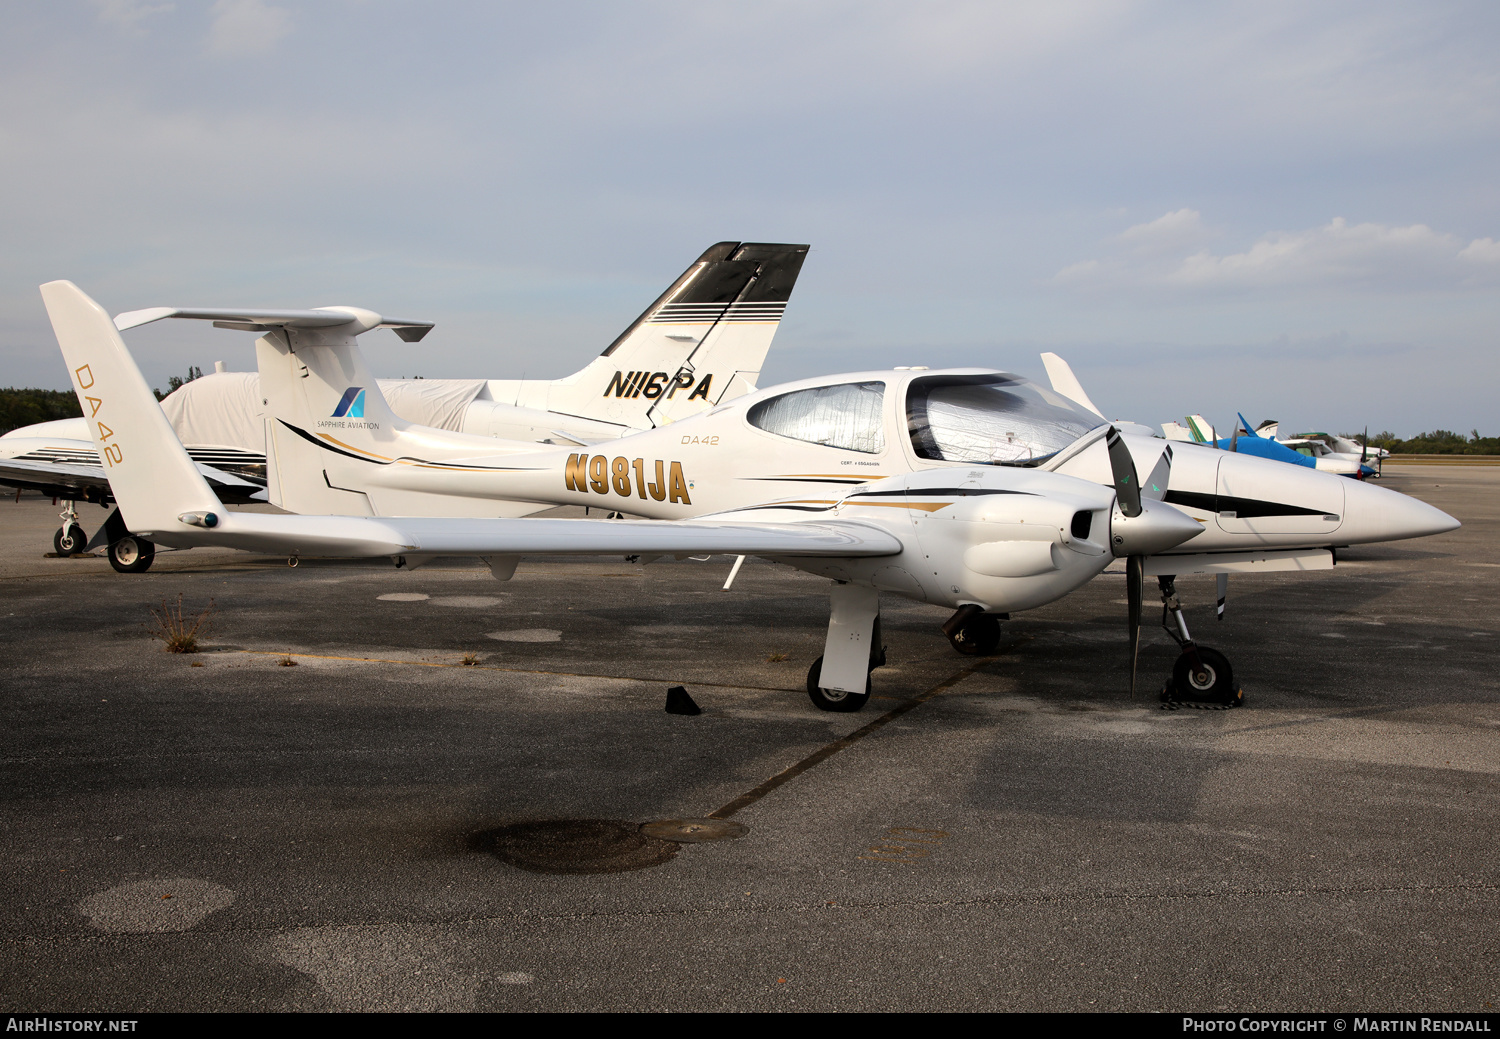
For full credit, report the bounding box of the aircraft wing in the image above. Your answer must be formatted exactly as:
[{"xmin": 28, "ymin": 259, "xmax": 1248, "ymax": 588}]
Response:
[{"xmin": 144, "ymin": 510, "xmax": 903, "ymax": 561}]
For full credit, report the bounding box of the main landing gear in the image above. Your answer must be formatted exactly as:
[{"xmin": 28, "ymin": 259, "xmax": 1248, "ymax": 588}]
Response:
[
  {"xmin": 807, "ymin": 583, "xmax": 886, "ymax": 713},
  {"xmin": 1155, "ymin": 575, "xmax": 1240, "ymax": 708}
]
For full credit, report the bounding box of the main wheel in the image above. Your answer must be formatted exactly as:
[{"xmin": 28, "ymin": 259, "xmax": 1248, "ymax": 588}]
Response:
[
  {"xmin": 1168, "ymin": 646, "xmax": 1239, "ymax": 706},
  {"xmin": 948, "ymin": 614, "xmax": 1001, "ymax": 656},
  {"xmin": 108, "ymin": 536, "xmax": 156, "ymax": 574},
  {"xmin": 53, "ymin": 525, "xmax": 88, "ymax": 556},
  {"xmin": 805, "ymin": 656, "xmax": 871, "ymax": 713}
]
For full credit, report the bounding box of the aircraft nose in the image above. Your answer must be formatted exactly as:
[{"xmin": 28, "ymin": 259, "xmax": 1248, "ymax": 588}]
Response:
[{"xmin": 1340, "ymin": 477, "xmax": 1460, "ymax": 544}]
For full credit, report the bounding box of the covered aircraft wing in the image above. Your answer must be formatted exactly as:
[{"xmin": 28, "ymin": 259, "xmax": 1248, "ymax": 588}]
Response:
[
  {"xmin": 0, "ymin": 452, "xmax": 266, "ymax": 503},
  {"xmin": 0, "ymin": 456, "xmax": 114, "ymax": 497}
]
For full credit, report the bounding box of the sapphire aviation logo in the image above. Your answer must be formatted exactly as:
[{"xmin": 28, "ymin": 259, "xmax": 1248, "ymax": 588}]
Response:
[{"xmin": 332, "ymin": 387, "xmax": 366, "ymax": 418}]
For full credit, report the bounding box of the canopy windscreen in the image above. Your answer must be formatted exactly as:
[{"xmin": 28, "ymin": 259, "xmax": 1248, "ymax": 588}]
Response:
[{"xmin": 907, "ymin": 374, "xmax": 1100, "ymax": 466}]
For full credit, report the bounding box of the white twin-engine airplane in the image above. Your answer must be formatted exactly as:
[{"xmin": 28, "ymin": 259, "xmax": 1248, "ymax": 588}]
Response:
[
  {"xmin": 3, "ymin": 242, "xmax": 807, "ymax": 564},
  {"xmin": 41, "ymin": 280, "xmax": 1459, "ymax": 712}
]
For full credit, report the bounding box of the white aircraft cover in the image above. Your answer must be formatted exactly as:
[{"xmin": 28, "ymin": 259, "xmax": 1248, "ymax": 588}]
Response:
[
  {"xmin": 157, "ymin": 372, "xmax": 489, "ymax": 452},
  {"xmin": 377, "ymin": 378, "xmax": 487, "ymax": 432},
  {"xmin": 159, "ymin": 371, "xmax": 265, "ymax": 452}
]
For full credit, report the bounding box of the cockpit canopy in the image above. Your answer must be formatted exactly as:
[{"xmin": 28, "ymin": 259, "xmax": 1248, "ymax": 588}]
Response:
[
  {"xmin": 745, "ymin": 371, "xmax": 1104, "ymax": 466},
  {"xmin": 907, "ymin": 373, "xmax": 1101, "ymax": 466}
]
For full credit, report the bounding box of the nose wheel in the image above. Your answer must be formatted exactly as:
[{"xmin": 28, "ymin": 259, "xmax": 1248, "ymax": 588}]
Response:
[
  {"xmin": 942, "ymin": 604, "xmax": 1002, "ymax": 656},
  {"xmin": 1156, "ymin": 576, "xmax": 1241, "ymax": 708},
  {"xmin": 52, "ymin": 500, "xmax": 87, "ymax": 556},
  {"xmin": 53, "ymin": 524, "xmax": 88, "ymax": 556}
]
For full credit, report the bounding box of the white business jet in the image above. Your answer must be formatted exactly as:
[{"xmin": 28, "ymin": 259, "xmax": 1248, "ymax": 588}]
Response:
[
  {"xmin": 3, "ymin": 242, "xmax": 807, "ymax": 564},
  {"xmin": 41, "ymin": 280, "xmax": 1458, "ymax": 711}
]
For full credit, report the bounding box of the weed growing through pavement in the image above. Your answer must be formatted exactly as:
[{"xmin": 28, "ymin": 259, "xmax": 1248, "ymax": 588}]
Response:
[
  {"xmin": 149, "ymin": 595, "xmax": 215, "ymax": 654},
  {"xmin": 461, "ymin": 652, "xmax": 480, "ymax": 666},
  {"xmin": 277, "ymin": 654, "xmax": 298, "ymax": 667},
  {"xmin": 765, "ymin": 651, "xmax": 788, "ymax": 663}
]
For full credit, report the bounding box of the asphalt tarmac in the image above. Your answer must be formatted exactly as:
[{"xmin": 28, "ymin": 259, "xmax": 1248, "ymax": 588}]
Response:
[{"xmin": 1, "ymin": 469, "xmax": 1495, "ymax": 1012}]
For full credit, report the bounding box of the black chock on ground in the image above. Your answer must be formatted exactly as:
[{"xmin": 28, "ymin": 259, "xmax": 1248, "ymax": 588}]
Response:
[{"xmin": 665, "ymin": 686, "xmax": 701, "ymax": 716}]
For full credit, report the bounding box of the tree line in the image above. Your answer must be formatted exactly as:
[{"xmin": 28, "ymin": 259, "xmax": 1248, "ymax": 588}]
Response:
[
  {"xmin": 0, "ymin": 369, "xmax": 206, "ymax": 435},
  {"xmin": 1368, "ymin": 430, "xmax": 1500, "ymax": 455}
]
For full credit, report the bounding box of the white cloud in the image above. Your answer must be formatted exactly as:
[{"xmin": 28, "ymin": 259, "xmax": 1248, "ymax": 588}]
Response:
[
  {"xmin": 1058, "ymin": 215, "xmax": 1500, "ymax": 292},
  {"xmin": 1458, "ymin": 237, "xmax": 1500, "ymax": 264},
  {"xmin": 1116, "ymin": 208, "xmax": 1213, "ymax": 255},
  {"xmin": 206, "ymin": 0, "xmax": 291, "ymax": 56},
  {"xmin": 91, "ymin": 0, "xmax": 174, "ymax": 32}
]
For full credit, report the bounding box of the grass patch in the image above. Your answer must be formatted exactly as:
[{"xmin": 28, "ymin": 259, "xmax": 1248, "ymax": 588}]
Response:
[
  {"xmin": 149, "ymin": 595, "xmax": 215, "ymax": 654},
  {"xmin": 277, "ymin": 654, "xmax": 298, "ymax": 667},
  {"xmin": 461, "ymin": 652, "xmax": 481, "ymax": 666},
  {"xmin": 765, "ymin": 651, "xmax": 788, "ymax": 663}
]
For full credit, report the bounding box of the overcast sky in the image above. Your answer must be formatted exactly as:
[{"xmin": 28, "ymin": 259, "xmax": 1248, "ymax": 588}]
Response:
[{"xmin": 3, "ymin": 1, "xmax": 1498, "ymax": 435}]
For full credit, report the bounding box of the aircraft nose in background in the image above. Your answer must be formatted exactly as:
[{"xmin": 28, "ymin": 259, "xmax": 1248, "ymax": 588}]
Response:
[{"xmin": 1341, "ymin": 478, "xmax": 1461, "ymax": 544}]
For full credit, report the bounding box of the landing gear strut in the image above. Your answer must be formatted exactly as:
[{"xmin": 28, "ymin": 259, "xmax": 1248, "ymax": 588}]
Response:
[
  {"xmin": 942, "ymin": 604, "xmax": 1003, "ymax": 656},
  {"xmin": 807, "ymin": 583, "xmax": 884, "ymax": 713},
  {"xmin": 1156, "ymin": 575, "xmax": 1240, "ymax": 707},
  {"xmin": 52, "ymin": 500, "xmax": 87, "ymax": 556}
]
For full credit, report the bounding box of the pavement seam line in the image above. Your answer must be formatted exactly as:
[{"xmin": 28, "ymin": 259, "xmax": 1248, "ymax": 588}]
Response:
[
  {"xmin": 707, "ymin": 659, "xmax": 991, "ymax": 820},
  {"xmin": 231, "ymin": 649, "xmax": 804, "ymax": 694}
]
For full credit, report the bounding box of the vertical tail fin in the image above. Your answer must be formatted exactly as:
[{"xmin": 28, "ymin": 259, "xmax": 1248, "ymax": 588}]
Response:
[
  {"xmin": 1039, "ymin": 352, "xmax": 1106, "ymax": 418},
  {"xmin": 539, "ymin": 242, "xmax": 809, "ymax": 428},
  {"xmin": 40, "ymin": 281, "xmax": 222, "ymax": 535}
]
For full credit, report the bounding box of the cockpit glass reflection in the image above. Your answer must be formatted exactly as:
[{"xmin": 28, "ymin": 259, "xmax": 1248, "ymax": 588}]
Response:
[
  {"xmin": 907, "ymin": 374, "xmax": 1100, "ymax": 466},
  {"xmin": 747, "ymin": 382, "xmax": 886, "ymax": 454}
]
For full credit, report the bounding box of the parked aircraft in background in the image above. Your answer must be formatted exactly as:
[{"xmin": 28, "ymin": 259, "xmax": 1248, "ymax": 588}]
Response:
[
  {"xmin": 1161, "ymin": 415, "xmax": 1374, "ymax": 479},
  {"xmin": 1258, "ymin": 423, "xmax": 1388, "ymax": 472},
  {"xmin": 41, "ymin": 280, "xmax": 1459, "ymax": 711},
  {"xmin": 2, "ymin": 242, "xmax": 807, "ymax": 566}
]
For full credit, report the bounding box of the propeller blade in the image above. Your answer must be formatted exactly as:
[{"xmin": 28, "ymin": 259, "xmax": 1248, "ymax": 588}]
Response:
[
  {"xmin": 1216, "ymin": 572, "xmax": 1228, "ymax": 621},
  {"xmin": 1230, "ymin": 425, "xmax": 1239, "ymax": 453},
  {"xmin": 1142, "ymin": 444, "xmax": 1173, "ymax": 501},
  {"xmin": 1127, "ymin": 554, "xmax": 1143, "ymax": 697},
  {"xmin": 1361, "ymin": 425, "xmax": 1369, "ymax": 464},
  {"xmin": 1106, "ymin": 427, "xmax": 1142, "ymax": 518}
]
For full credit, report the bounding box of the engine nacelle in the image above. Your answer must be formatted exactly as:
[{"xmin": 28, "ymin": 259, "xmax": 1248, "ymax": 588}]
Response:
[{"xmin": 832, "ymin": 466, "xmax": 1118, "ymax": 612}]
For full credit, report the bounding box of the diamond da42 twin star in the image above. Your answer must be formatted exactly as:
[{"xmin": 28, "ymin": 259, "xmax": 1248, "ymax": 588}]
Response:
[{"xmin": 42, "ymin": 280, "xmax": 1459, "ymax": 710}]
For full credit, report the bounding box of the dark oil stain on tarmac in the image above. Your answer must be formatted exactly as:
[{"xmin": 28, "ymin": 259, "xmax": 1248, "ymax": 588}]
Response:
[{"xmin": 471, "ymin": 819, "xmax": 679, "ymax": 874}]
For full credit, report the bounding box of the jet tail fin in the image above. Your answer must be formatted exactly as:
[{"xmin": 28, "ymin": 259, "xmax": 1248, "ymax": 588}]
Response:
[
  {"xmin": 535, "ymin": 242, "xmax": 809, "ymax": 428},
  {"xmin": 1185, "ymin": 415, "xmax": 1216, "ymax": 444},
  {"xmin": 40, "ymin": 281, "xmax": 224, "ymax": 536}
]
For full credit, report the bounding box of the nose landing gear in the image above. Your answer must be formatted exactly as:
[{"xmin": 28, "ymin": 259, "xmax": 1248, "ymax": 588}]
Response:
[
  {"xmin": 52, "ymin": 500, "xmax": 87, "ymax": 556},
  {"xmin": 1156, "ymin": 575, "xmax": 1241, "ymax": 708},
  {"xmin": 941, "ymin": 604, "xmax": 1003, "ymax": 656}
]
